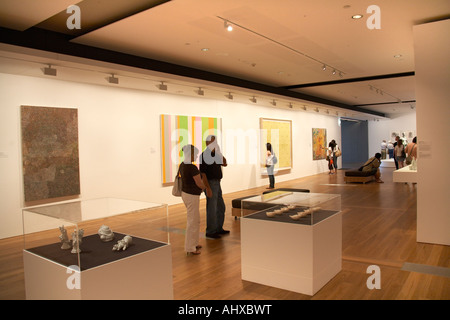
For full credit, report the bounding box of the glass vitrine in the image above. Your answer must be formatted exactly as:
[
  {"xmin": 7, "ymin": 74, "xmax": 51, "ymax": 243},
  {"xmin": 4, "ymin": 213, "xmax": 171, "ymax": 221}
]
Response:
[
  {"xmin": 241, "ymin": 191, "xmax": 341, "ymax": 225},
  {"xmin": 22, "ymin": 198, "xmax": 172, "ymax": 300}
]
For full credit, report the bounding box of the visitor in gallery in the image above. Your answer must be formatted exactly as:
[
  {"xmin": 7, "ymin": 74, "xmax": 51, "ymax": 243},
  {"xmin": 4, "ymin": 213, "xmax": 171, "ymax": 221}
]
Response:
[
  {"xmin": 331, "ymin": 139, "xmax": 340, "ymax": 171},
  {"xmin": 393, "ymin": 136, "xmax": 400, "ymax": 169},
  {"xmin": 405, "ymin": 136, "xmax": 417, "ymax": 161},
  {"xmin": 265, "ymin": 143, "xmax": 276, "ymax": 189},
  {"xmin": 381, "ymin": 140, "xmax": 387, "ymax": 159},
  {"xmin": 361, "ymin": 152, "xmax": 384, "ymax": 183},
  {"xmin": 180, "ymin": 144, "xmax": 212, "ymax": 255},
  {"xmin": 394, "ymin": 138, "xmax": 406, "ymax": 169},
  {"xmin": 327, "ymin": 141, "xmax": 337, "ymax": 174},
  {"xmin": 387, "ymin": 140, "xmax": 394, "ymax": 159},
  {"xmin": 199, "ymin": 135, "xmax": 229, "ymax": 239}
]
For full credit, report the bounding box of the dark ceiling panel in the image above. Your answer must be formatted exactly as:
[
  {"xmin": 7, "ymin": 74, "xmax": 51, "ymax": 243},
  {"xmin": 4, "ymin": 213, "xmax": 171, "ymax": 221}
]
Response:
[{"xmin": 36, "ymin": 0, "xmax": 171, "ymax": 37}]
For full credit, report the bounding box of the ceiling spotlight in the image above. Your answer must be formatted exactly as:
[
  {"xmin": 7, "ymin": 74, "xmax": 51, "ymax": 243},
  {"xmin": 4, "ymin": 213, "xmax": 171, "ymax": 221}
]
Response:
[
  {"xmin": 158, "ymin": 81, "xmax": 167, "ymax": 91},
  {"xmin": 250, "ymin": 96, "xmax": 257, "ymax": 103},
  {"xmin": 315, "ymin": 108, "xmax": 319, "ymax": 112},
  {"xmin": 224, "ymin": 20, "xmax": 233, "ymax": 31},
  {"xmin": 197, "ymin": 87, "xmax": 204, "ymax": 96},
  {"xmin": 303, "ymin": 105, "xmax": 307, "ymax": 110},
  {"xmin": 226, "ymin": 92, "xmax": 233, "ymax": 100},
  {"xmin": 352, "ymin": 14, "xmax": 363, "ymax": 19},
  {"xmin": 322, "ymin": 65, "xmax": 327, "ymax": 71},
  {"xmin": 332, "ymin": 69, "xmax": 336, "ymax": 75},
  {"xmin": 107, "ymin": 74, "xmax": 119, "ymax": 84},
  {"xmin": 288, "ymin": 103, "xmax": 293, "ymax": 109},
  {"xmin": 339, "ymin": 72, "xmax": 343, "ymax": 78},
  {"xmin": 43, "ymin": 64, "xmax": 57, "ymax": 76},
  {"xmin": 271, "ymin": 100, "xmax": 277, "ymax": 106}
]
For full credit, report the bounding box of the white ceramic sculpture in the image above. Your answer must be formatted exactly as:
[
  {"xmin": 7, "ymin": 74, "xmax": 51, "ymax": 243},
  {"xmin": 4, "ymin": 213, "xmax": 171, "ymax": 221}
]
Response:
[
  {"xmin": 266, "ymin": 211, "xmax": 276, "ymax": 218},
  {"xmin": 113, "ymin": 235, "xmax": 133, "ymax": 251},
  {"xmin": 281, "ymin": 207, "xmax": 289, "ymax": 212},
  {"xmin": 59, "ymin": 226, "xmax": 71, "ymax": 250},
  {"xmin": 410, "ymin": 158, "xmax": 417, "ymax": 170},
  {"xmin": 274, "ymin": 209, "xmax": 283, "ymax": 215},
  {"xmin": 289, "ymin": 214, "xmax": 301, "ymax": 220},
  {"xmin": 71, "ymin": 229, "xmax": 84, "ymax": 254},
  {"xmin": 287, "ymin": 205, "xmax": 296, "ymax": 210},
  {"xmin": 98, "ymin": 225, "xmax": 115, "ymax": 242}
]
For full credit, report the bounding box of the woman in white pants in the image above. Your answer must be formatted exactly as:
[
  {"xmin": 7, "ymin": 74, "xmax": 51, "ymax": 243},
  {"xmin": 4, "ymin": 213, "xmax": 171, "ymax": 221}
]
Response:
[{"xmin": 179, "ymin": 144, "xmax": 212, "ymax": 255}]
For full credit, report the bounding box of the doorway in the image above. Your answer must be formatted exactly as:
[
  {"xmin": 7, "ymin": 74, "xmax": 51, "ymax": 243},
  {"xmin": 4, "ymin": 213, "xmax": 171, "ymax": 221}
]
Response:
[{"xmin": 340, "ymin": 119, "xmax": 368, "ymax": 169}]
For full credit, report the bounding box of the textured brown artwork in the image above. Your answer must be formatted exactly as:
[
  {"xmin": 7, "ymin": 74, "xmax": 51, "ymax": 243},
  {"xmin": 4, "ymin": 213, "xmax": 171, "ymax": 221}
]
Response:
[{"xmin": 21, "ymin": 106, "xmax": 80, "ymax": 202}]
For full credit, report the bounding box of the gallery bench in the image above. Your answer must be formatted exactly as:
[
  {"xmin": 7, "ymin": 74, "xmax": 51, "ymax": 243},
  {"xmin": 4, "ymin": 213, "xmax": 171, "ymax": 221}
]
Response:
[{"xmin": 344, "ymin": 170, "xmax": 376, "ymax": 184}]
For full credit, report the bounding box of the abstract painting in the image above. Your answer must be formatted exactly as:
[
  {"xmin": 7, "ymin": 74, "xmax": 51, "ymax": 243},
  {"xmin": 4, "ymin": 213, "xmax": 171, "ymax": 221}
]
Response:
[
  {"xmin": 260, "ymin": 118, "xmax": 292, "ymax": 170},
  {"xmin": 312, "ymin": 128, "xmax": 327, "ymax": 160},
  {"xmin": 21, "ymin": 106, "xmax": 80, "ymax": 203},
  {"xmin": 160, "ymin": 114, "xmax": 222, "ymax": 184}
]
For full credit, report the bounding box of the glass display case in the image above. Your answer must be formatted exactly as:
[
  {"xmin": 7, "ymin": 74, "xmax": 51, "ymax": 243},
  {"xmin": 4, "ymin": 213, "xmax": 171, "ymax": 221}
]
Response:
[
  {"xmin": 22, "ymin": 197, "xmax": 172, "ymax": 300},
  {"xmin": 241, "ymin": 191, "xmax": 341, "ymax": 225},
  {"xmin": 240, "ymin": 191, "xmax": 342, "ymax": 295}
]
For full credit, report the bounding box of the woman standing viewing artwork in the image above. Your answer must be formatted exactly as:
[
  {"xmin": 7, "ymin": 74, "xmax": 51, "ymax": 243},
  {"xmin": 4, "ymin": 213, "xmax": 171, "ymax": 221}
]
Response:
[
  {"xmin": 179, "ymin": 144, "xmax": 212, "ymax": 255},
  {"xmin": 265, "ymin": 143, "xmax": 276, "ymax": 189}
]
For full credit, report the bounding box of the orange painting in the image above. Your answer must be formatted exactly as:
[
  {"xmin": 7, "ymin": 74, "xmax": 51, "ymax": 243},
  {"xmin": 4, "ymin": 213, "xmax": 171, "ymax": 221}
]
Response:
[{"xmin": 312, "ymin": 128, "xmax": 327, "ymax": 160}]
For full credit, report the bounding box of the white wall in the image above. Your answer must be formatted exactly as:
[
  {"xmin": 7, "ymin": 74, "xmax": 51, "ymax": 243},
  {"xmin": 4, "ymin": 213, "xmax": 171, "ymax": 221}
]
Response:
[
  {"xmin": 0, "ymin": 72, "xmax": 340, "ymax": 239},
  {"xmin": 413, "ymin": 20, "xmax": 450, "ymax": 245},
  {"xmin": 368, "ymin": 113, "xmax": 416, "ymax": 157}
]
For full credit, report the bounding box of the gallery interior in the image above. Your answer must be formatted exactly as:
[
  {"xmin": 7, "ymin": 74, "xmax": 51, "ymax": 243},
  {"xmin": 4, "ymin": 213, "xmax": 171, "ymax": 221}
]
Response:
[{"xmin": 0, "ymin": 1, "xmax": 449, "ymax": 300}]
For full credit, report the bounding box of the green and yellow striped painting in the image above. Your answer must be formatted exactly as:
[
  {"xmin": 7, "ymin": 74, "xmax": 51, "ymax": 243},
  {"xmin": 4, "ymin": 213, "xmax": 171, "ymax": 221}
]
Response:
[{"xmin": 160, "ymin": 114, "xmax": 221, "ymax": 184}]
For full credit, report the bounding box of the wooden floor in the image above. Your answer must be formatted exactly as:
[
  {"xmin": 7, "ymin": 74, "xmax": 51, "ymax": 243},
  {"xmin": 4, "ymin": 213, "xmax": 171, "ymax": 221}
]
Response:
[{"xmin": 1, "ymin": 167, "xmax": 449, "ymax": 300}]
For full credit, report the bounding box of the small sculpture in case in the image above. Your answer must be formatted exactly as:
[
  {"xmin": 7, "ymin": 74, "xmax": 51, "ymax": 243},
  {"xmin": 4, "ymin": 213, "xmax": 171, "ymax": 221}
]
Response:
[
  {"xmin": 71, "ymin": 229, "xmax": 84, "ymax": 254},
  {"xmin": 113, "ymin": 235, "xmax": 133, "ymax": 251},
  {"xmin": 59, "ymin": 226, "xmax": 71, "ymax": 250},
  {"xmin": 98, "ymin": 225, "xmax": 115, "ymax": 242}
]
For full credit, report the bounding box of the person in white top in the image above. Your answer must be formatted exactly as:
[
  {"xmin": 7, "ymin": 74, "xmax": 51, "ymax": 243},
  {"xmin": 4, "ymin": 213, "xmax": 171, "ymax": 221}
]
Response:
[
  {"xmin": 381, "ymin": 140, "xmax": 387, "ymax": 159},
  {"xmin": 394, "ymin": 139, "xmax": 406, "ymax": 168},
  {"xmin": 265, "ymin": 143, "xmax": 275, "ymax": 188}
]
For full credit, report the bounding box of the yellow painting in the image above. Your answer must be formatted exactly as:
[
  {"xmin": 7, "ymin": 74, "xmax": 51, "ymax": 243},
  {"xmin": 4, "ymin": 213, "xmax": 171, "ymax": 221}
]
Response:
[
  {"xmin": 260, "ymin": 118, "xmax": 292, "ymax": 170},
  {"xmin": 312, "ymin": 128, "xmax": 327, "ymax": 160}
]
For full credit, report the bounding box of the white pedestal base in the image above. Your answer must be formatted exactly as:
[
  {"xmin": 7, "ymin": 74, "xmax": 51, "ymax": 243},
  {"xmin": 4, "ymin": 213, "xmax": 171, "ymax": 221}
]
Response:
[
  {"xmin": 241, "ymin": 212, "xmax": 342, "ymax": 295},
  {"xmin": 393, "ymin": 165, "xmax": 417, "ymax": 183},
  {"xmin": 381, "ymin": 159, "xmax": 395, "ymax": 167},
  {"xmin": 23, "ymin": 244, "xmax": 173, "ymax": 300}
]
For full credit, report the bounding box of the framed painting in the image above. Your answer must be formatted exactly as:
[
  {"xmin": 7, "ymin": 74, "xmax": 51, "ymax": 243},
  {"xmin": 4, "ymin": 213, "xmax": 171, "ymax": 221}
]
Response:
[
  {"xmin": 20, "ymin": 105, "xmax": 80, "ymax": 203},
  {"xmin": 260, "ymin": 118, "xmax": 292, "ymax": 171},
  {"xmin": 160, "ymin": 114, "xmax": 222, "ymax": 184},
  {"xmin": 312, "ymin": 128, "xmax": 327, "ymax": 160}
]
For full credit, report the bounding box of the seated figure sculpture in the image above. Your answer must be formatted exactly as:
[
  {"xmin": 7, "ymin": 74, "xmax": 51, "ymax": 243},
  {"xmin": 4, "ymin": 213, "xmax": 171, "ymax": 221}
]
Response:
[{"xmin": 98, "ymin": 225, "xmax": 115, "ymax": 242}]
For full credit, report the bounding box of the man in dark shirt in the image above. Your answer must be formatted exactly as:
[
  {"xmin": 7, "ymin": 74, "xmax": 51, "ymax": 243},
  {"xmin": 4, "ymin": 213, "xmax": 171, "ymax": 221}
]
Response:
[{"xmin": 199, "ymin": 135, "xmax": 229, "ymax": 238}]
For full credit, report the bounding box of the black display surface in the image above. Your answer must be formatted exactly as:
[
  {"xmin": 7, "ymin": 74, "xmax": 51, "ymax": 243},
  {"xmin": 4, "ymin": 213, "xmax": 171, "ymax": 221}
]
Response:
[
  {"xmin": 26, "ymin": 232, "xmax": 167, "ymax": 271},
  {"xmin": 243, "ymin": 205, "xmax": 338, "ymax": 225}
]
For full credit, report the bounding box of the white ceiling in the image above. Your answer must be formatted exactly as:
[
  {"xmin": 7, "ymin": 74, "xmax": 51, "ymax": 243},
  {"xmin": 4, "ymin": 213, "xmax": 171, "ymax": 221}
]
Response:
[{"xmin": 1, "ymin": 0, "xmax": 449, "ymax": 119}]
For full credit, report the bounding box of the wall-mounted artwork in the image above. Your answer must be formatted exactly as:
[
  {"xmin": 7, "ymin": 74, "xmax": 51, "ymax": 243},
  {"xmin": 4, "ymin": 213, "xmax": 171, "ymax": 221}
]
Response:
[
  {"xmin": 20, "ymin": 106, "xmax": 80, "ymax": 203},
  {"xmin": 312, "ymin": 128, "xmax": 327, "ymax": 160},
  {"xmin": 260, "ymin": 118, "xmax": 292, "ymax": 170},
  {"xmin": 160, "ymin": 114, "xmax": 222, "ymax": 184}
]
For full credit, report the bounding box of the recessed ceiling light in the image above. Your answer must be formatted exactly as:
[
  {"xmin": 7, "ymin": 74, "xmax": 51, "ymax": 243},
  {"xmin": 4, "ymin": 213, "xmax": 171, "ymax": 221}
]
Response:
[
  {"xmin": 224, "ymin": 20, "xmax": 233, "ymax": 32},
  {"xmin": 201, "ymin": 48, "xmax": 209, "ymax": 52},
  {"xmin": 394, "ymin": 54, "xmax": 403, "ymax": 58},
  {"xmin": 352, "ymin": 14, "xmax": 363, "ymax": 19}
]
